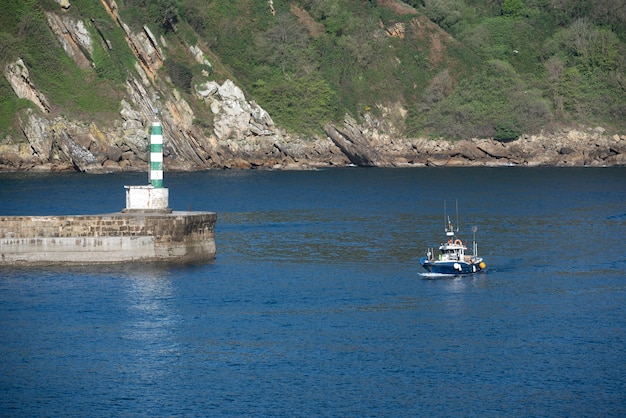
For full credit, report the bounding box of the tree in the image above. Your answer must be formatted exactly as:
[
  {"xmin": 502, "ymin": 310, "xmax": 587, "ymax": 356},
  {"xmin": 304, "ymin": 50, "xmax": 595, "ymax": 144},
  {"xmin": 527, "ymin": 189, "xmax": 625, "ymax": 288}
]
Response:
[
  {"xmin": 254, "ymin": 13, "xmax": 314, "ymax": 76},
  {"xmin": 501, "ymin": 0, "xmax": 525, "ymax": 16},
  {"xmin": 554, "ymin": 18, "xmax": 620, "ymax": 72},
  {"xmin": 425, "ymin": 60, "xmax": 551, "ymax": 140},
  {"xmin": 545, "ymin": 56, "xmax": 566, "ymax": 115},
  {"xmin": 252, "ymin": 74, "xmax": 339, "ymax": 133},
  {"xmin": 423, "ymin": 0, "xmax": 464, "ymax": 30}
]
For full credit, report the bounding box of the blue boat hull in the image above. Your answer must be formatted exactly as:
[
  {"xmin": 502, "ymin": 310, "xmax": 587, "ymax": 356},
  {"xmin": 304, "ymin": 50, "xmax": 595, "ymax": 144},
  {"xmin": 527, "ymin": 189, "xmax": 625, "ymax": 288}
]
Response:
[{"xmin": 419, "ymin": 257, "xmax": 483, "ymax": 275}]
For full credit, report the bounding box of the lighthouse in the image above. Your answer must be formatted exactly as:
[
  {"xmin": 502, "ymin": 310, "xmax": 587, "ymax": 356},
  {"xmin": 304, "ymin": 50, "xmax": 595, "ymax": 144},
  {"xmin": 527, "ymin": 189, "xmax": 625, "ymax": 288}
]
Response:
[
  {"xmin": 123, "ymin": 114, "xmax": 170, "ymax": 213},
  {"xmin": 1, "ymin": 109, "xmax": 217, "ymax": 265},
  {"xmin": 149, "ymin": 121, "xmax": 164, "ymax": 188}
]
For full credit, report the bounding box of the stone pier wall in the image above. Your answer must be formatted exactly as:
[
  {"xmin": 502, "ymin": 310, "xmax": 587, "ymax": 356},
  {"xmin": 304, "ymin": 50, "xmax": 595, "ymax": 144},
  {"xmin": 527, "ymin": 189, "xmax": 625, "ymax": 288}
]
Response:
[{"xmin": 0, "ymin": 212, "xmax": 216, "ymax": 265}]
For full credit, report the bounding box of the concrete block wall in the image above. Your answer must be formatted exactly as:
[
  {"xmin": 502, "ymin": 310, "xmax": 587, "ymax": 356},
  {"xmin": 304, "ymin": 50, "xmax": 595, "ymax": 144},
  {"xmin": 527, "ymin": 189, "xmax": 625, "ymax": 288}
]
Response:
[{"xmin": 0, "ymin": 212, "xmax": 216, "ymax": 265}]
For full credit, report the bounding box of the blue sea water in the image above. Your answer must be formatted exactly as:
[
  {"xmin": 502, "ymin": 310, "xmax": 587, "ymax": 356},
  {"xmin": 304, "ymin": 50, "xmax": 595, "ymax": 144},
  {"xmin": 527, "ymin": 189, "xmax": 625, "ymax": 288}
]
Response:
[{"xmin": 0, "ymin": 167, "xmax": 625, "ymax": 417}]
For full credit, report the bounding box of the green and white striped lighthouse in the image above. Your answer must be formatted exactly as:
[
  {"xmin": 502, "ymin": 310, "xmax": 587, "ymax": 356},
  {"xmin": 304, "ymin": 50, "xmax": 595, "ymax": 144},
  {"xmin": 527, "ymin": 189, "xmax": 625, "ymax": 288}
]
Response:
[
  {"xmin": 149, "ymin": 121, "xmax": 164, "ymax": 188},
  {"xmin": 122, "ymin": 116, "xmax": 170, "ymax": 213}
]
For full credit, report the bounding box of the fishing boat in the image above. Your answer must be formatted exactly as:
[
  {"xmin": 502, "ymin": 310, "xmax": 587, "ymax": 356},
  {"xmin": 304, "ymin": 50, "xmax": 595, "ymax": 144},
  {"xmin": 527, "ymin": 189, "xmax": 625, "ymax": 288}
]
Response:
[{"xmin": 419, "ymin": 202, "xmax": 486, "ymax": 275}]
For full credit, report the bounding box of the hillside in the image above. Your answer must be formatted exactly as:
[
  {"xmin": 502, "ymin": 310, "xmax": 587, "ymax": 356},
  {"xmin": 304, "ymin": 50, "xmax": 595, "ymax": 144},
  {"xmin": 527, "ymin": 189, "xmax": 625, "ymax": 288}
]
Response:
[{"xmin": 0, "ymin": 0, "xmax": 625, "ymax": 171}]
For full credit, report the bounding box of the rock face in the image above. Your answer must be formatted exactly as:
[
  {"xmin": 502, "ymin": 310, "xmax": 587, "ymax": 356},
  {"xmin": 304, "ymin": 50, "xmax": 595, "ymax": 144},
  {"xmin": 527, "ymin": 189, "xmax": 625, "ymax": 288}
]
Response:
[
  {"xmin": 323, "ymin": 117, "xmax": 626, "ymax": 168},
  {"xmin": 325, "ymin": 117, "xmax": 382, "ymax": 167},
  {"xmin": 1, "ymin": 4, "xmax": 624, "ymax": 172},
  {"xmin": 45, "ymin": 12, "xmax": 93, "ymax": 70},
  {"xmin": 200, "ymin": 79, "xmax": 275, "ymax": 141},
  {"xmin": 3, "ymin": 59, "xmax": 50, "ymax": 114}
]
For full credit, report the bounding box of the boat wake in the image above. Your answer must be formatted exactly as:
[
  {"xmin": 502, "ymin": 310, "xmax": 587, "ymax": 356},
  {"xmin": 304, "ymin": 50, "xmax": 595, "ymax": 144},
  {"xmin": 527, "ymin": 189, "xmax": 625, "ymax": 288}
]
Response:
[{"xmin": 419, "ymin": 272, "xmax": 461, "ymax": 279}]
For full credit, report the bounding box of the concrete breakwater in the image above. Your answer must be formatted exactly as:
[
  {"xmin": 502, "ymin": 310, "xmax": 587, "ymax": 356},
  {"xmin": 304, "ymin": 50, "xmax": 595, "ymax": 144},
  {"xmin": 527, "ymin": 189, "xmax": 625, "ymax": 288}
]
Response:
[
  {"xmin": 0, "ymin": 120, "xmax": 218, "ymax": 266},
  {"xmin": 0, "ymin": 211, "xmax": 216, "ymax": 265}
]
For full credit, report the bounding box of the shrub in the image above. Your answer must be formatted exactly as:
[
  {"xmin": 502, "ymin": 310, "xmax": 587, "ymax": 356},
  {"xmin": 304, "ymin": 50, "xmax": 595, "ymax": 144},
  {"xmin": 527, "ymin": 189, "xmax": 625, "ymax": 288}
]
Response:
[
  {"xmin": 425, "ymin": 60, "xmax": 551, "ymax": 140},
  {"xmin": 165, "ymin": 60, "xmax": 193, "ymax": 93}
]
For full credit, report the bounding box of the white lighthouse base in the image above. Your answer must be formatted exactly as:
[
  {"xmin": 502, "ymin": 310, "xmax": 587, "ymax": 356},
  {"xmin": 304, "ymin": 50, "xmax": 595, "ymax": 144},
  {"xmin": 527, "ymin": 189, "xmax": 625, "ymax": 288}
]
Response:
[{"xmin": 123, "ymin": 185, "xmax": 171, "ymax": 213}]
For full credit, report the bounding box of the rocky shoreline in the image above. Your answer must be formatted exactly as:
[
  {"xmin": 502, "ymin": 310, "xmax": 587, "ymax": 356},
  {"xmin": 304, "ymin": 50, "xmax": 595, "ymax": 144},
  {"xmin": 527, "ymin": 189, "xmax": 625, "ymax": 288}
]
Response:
[
  {"xmin": 324, "ymin": 120, "xmax": 626, "ymax": 169},
  {"xmin": 2, "ymin": 61, "xmax": 623, "ymax": 172},
  {"xmin": 1, "ymin": 116, "xmax": 624, "ymax": 172}
]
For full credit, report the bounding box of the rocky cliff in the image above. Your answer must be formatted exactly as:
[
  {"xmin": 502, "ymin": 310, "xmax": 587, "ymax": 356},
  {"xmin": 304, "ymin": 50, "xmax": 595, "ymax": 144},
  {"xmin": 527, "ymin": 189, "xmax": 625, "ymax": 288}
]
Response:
[
  {"xmin": 1, "ymin": 1, "xmax": 624, "ymax": 172},
  {"xmin": 325, "ymin": 116, "xmax": 626, "ymax": 167}
]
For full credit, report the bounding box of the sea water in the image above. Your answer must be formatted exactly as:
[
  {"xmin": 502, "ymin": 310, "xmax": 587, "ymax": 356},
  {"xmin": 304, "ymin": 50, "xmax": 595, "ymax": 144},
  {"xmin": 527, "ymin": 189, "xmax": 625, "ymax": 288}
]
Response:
[{"xmin": 1, "ymin": 167, "xmax": 625, "ymax": 416}]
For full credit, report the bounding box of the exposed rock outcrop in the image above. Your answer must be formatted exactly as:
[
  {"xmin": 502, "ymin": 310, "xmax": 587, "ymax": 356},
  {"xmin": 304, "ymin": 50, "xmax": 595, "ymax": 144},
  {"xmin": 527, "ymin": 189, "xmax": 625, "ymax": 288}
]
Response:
[
  {"xmin": 325, "ymin": 116, "xmax": 382, "ymax": 167},
  {"xmin": 45, "ymin": 12, "xmax": 92, "ymax": 70},
  {"xmin": 4, "ymin": 59, "xmax": 51, "ymax": 114},
  {"xmin": 198, "ymin": 79, "xmax": 275, "ymax": 141},
  {"xmin": 55, "ymin": 0, "xmax": 70, "ymax": 10},
  {"xmin": 324, "ymin": 115, "xmax": 626, "ymax": 168}
]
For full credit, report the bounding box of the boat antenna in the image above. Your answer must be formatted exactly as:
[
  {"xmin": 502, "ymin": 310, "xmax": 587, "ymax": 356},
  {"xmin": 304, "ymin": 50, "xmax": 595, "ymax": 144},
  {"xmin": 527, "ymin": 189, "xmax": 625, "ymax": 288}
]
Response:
[
  {"xmin": 455, "ymin": 199, "xmax": 459, "ymax": 233},
  {"xmin": 472, "ymin": 225, "xmax": 478, "ymax": 256},
  {"xmin": 444, "ymin": 200, "xmax": 455, "ymax": 237}
]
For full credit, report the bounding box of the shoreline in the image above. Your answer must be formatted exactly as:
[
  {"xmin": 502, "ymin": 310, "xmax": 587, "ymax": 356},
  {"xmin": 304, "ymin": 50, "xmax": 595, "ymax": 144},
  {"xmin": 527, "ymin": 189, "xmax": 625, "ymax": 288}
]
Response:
[
  {"xmin": 1, "ymin": 159, "xmax": 625, "ymax": 173},
  {"xmin": 1, "ymin": 129, "xmax": 625, "ymax": 172}
]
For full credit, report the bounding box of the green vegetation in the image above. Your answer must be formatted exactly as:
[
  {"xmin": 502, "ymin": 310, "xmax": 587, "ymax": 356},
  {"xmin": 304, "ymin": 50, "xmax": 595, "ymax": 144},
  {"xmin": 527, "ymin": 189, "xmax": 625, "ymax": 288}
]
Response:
[
  {"xmin": 1, "ymin": 0, "xmax": 625, "ymax": 140},
  {"xmin": 0, "ymin": 0, "xmax": 136, "ymax": 135},
  {"xmin": 425, "ymin": 60, "xmax": 551, "ymax": 140}
]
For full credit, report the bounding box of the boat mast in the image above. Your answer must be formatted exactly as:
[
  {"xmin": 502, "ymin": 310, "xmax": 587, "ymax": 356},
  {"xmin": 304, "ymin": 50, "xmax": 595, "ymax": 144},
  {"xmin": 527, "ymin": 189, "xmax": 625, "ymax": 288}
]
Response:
[
  {"xmin": 444, "ymin": 201, "xmax": 453, "ymax": 238},
  {"xmin": 455, "ymin": 199, "xmax": 459, "ymax": 234},
  {"xmin": 472, "ymin": 225, "xmax": 478, "ymax": 257}
]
